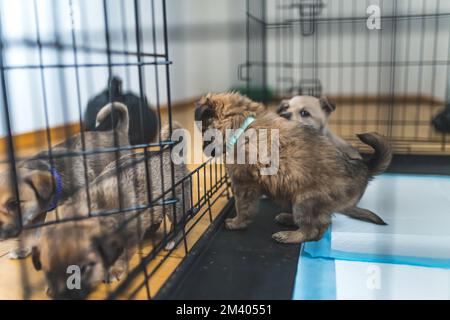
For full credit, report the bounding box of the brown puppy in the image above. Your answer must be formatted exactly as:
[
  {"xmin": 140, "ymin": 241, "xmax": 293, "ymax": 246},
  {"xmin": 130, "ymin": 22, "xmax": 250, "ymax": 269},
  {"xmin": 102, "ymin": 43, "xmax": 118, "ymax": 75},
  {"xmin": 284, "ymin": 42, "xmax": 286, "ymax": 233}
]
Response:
[
  {"xmin": 0, "ymin": 102, "xmax": 130, "ymax": 257},
  {"xmin": 276, "ymin": 95, "xmax": 386, "ymax": 225},
  {"xmin": 30, "ymin": 122, "xmax": 191, "ymax": 299},
  {"xmin": 195, "ymin": 92, "xmax": 391, "ymax": 244},
  {"xmin": 277, "ymin": 95, "xmax": 362, "ymax": 160}
]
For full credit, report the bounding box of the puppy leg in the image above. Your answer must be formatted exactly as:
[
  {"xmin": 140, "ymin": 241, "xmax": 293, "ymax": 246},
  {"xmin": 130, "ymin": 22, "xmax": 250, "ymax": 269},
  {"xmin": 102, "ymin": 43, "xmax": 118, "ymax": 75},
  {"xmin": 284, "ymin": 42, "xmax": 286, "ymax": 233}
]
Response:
[
  {"xmin": 163, "ymin": 180, "xmax": 192, "ymax": 250},
  {"xmin": 274, "ymin": 213, "xmax": 296, "ymax": 226},
  {"xmin": 225, "ymin": 183, "xmax": 261, "ymax": 230},
  {"xmin": 107, "ymin": 256, "xmax": 128, "ymax": 283},
  {"xmin": 8, "ymin": 218, "xmax": 44, "ymax": 260},
  {"xmin": 273, "ymin": 198, "xmax": 295, "ymax": 226},
  {"xmin": 272, "ymin": 199, "xmax": 331, "ymax": 244},
  {"xmin": 8, "ymin": 246, "xmax": 31, "ymax": 259},
  {"xmin": 103, "ymin": 255, "xmax": 128, "ymax": 284}
]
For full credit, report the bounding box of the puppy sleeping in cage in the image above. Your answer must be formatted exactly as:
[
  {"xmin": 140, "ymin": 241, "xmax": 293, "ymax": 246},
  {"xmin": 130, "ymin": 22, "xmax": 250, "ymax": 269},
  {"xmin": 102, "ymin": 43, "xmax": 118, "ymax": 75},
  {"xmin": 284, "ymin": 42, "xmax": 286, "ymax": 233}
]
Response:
[
  {"xmin": 0, "ymin": 102, "xmax": 130, "ymax": 259},
  {"xmin": 195, "ymin": 92, "xmax": 392, "ymax": 244},
  {"xmin": 29, "ymin": 122, "xmax": 191, "ymax": 299}
]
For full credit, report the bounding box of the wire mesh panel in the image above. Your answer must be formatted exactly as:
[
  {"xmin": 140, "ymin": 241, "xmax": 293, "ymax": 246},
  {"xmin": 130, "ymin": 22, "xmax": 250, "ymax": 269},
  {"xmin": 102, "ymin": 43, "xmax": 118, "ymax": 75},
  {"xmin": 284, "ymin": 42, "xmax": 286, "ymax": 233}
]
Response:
[
  {"xmin": 0, "ymin": 0, "xmax": 230, "ymax": 300},
  {"xmin": 241, "ymin": 0, "xmax": 450, "ymax": 155}
]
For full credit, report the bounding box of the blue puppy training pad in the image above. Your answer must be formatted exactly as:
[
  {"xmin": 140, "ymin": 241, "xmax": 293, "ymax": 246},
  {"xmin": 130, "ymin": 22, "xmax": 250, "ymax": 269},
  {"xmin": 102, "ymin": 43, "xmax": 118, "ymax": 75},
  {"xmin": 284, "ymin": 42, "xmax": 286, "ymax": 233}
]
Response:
[
  {"xmin": 293, "ymin": 247, "xmax": 336, "ymax": 300},
  {"xmin": 304, "ymin": 174, "xmax": 450, "ymax": 269},
  {"xmin": 293, "ymin": 174, "xmax": 450, "ymax": 300},
  {"xmin": 293, "ymin": 251, "xmax": 450, "ymax": 300}
]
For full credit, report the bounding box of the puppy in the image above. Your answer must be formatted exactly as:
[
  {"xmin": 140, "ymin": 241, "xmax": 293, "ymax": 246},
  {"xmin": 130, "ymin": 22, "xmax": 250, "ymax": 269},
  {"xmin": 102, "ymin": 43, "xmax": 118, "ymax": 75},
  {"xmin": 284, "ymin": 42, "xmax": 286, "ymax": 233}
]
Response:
[
  {"xmin": 277, "ymin": 95, "xmax": 362, "ymax": 160},
  {"xmin": 30, "ymin": 123, "xmax": 191, "ymax": 299},
  {"xmin": 195, "ymin": 92, "xmax": 392, "ymax": 244},
  {"xmin": 432, "ymin": 103, "xmax": 450, "ymax": 133},
  {"xmin": 277, "ymin": 95, "xmax": 386, "ymax": 225},
  {"xmin": 0, "ymin": 102, "xmax": 130, "ymax": 257},
  {"xmin": 83, "ymin": 76, "xmax": 158, "ymax": 145}
]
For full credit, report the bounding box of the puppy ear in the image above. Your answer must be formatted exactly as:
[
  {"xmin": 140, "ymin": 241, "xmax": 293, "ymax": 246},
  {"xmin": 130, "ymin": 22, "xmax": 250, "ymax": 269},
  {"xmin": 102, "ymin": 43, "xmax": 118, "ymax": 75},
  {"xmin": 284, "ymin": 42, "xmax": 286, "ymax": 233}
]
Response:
[
  {"xmin": 319, "ymin": 96, "xmax": 336, "ymax": 114},
  {"xmin": 31, "ymin": 246, "xmax": 42, "ymax": 271},
  {"xmin": 276, "ymin": 100, "xmax": 290, "ymax": 114},
  {"xmin": 91, "ymin": 235, "xmax": 124, "ymax": 268},
  {"xmin": 25, "ymin": 171, "xmax": 55, "ymax": 203},
  {"xmin": 194, "ymin": 104, "xmax": 215, "ymax": 122}
]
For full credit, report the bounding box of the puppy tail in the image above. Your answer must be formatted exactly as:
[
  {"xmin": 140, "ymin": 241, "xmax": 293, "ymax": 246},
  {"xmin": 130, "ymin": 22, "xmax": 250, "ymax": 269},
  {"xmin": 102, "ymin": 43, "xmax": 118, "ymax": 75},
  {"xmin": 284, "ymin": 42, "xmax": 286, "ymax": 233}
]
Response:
[
  {"xmin": 160, "ymin": 121, "xmax": 184, "ymax": 142},
  {"xmin": 95, "ymin": 102, "xmax": 129, "ymax": 136},
  {"xmin": 339, "ymin": 207, "xmax": 387, "ymax": 225},
  {"xmin": 356, "ymin": 132, "xmax": 392, "ymax": 177}
]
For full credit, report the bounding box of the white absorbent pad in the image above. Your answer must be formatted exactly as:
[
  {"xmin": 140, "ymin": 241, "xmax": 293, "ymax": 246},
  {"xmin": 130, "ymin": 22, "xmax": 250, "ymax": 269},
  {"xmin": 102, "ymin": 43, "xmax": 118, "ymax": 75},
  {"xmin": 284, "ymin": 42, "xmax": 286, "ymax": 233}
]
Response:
[
  {"xmin": 304, "ymin": 174, "xmax": 450, "ymax": 268},
  {"xmin": 335, "ymin": 260, "xmax": 450, "ymax": 300},
  {"xmin": 293, "ymin": 253, "xmax": 450, "ymax": 300}
]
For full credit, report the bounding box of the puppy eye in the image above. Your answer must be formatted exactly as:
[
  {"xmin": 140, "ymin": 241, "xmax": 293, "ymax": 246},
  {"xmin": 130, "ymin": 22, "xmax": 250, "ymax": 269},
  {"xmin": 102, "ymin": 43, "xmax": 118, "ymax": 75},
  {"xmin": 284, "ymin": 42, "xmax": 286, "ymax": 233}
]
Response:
[
  {"xmin": 6, "ymin": 199, "xmax": 20, "ymax": 212},
  {"xmin": 277, "ymin": 103, "xmax": 289, "ymax": 114},
  {"xmin": 300, "ymin": 110, "xmax": 311, "ymax": 117}
]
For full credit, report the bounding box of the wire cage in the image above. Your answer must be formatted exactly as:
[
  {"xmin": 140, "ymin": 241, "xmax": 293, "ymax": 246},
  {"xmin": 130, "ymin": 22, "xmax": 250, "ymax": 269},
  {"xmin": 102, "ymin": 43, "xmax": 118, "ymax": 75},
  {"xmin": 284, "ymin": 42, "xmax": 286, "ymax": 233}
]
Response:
[
  {"xmin": 240, "ymin": 0, "xmax": 450, "ymax": 156},
  {"xmin": 0, "ymin": 0, "xmax": 230, "ymax": 300}
]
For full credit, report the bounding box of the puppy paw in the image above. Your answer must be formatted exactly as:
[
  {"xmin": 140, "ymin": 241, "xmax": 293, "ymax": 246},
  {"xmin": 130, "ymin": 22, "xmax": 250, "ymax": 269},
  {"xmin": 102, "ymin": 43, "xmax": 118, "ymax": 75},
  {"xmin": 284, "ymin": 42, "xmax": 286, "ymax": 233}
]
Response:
[
  {"xmin": 104, "ymin": 263, "xmax": 126, "ymax": 283},
  {"xmin": 272, "ymin": 231, "xmax": 304, "ymax": 244},
  {"xmin": 45, "ymin": 286, "xmax": 52, "ymax": 298},
  {"xmin": 274, "ymin": 213, "xmax": 296, "ymax": 226},
  {"xmin": 8, "ymin": 247, "xmax": 31, "ymax": 260},
  {"xmin": 164, "ymin": 240, "xmax": 176, "ymax": 251},
  {"xmin": 224, "ymin": 218, "xmax": 247, "ymax": 230}
]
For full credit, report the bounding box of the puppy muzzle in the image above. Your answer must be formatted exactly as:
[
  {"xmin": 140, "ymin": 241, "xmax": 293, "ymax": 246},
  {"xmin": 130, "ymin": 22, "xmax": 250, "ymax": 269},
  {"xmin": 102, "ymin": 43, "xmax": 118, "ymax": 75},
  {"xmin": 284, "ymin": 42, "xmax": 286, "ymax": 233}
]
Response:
[{"xmin": 0, "ymin": 222, "xmax": 21, "ymax": 239}]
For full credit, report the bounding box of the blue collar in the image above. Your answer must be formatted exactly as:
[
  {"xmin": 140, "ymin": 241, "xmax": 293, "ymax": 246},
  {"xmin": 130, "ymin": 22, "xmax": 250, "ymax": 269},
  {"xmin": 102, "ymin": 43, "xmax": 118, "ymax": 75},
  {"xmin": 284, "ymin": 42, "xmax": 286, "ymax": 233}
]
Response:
[
  {"xmin": 46, "ymin": 168, "xmax": 63, "ymax": 212},
  {"xmin": 226, "ymin": 116, "xmax": 256, "ymax": 150}
]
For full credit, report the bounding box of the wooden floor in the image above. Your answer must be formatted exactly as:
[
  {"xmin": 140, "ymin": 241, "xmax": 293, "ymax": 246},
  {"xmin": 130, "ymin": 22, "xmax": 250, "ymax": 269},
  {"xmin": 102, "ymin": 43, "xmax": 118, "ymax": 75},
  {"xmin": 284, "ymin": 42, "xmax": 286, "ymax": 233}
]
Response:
[
  {"xmin": 327, "ymin": 101, "xmax": 450, "ymax": 155},
  {"xmin": 268, "ymin": 99, "xmax": 450, "ymax": 155}
]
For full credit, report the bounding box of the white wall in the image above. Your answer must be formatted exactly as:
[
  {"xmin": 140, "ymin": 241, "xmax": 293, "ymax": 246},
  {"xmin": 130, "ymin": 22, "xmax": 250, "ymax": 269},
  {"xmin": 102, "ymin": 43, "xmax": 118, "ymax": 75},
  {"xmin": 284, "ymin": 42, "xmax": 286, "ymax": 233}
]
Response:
[
  {"xmin": 0, "ymin": 0, "xmax": 246, "ymax": 135},
  {"xmin": 6, "ymin": 0, "xmax": 447, "ymax": 136},
  {"xmin": 167, "ymin": 0, "xmax": 246, "ymax": 102},
  {"xmin": 265, "ymin": 0, "xmax": 450, "ymax": 100}
]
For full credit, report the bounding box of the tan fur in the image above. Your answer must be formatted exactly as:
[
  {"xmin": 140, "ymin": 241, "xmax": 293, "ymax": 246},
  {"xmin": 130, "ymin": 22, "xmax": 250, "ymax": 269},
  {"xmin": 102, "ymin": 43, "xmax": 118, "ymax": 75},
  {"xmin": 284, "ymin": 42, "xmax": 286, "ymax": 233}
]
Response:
[
  {"xmin": 0, "ymin": 102, "xmax": 130, "ymax": 258},
  {"xmin": 277, "ymin": 95, "xmax": 362, "ymax": 160},
  {"xmin": 31, "ymin": 123, "xmax": 190, "ymax": 299},
  {"xmin": 277, "ymin": 95, "xmax": 387, "ymax": 225},
  {"xmin": 196, "ymin": 92, "xmax": 391, "ymax": 244}
]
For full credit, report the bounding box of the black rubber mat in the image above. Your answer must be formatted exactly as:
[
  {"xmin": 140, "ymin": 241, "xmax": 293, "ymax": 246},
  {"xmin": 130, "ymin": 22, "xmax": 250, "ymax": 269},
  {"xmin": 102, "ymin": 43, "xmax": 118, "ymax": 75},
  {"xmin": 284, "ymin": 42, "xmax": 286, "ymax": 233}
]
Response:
[
  {"xmin": 165, "ymin": 198, "xmax": 301, "ymax": 300},
  {"xmin": 385, "ymin": 154, "xmax": 450, "ymax": 175}
]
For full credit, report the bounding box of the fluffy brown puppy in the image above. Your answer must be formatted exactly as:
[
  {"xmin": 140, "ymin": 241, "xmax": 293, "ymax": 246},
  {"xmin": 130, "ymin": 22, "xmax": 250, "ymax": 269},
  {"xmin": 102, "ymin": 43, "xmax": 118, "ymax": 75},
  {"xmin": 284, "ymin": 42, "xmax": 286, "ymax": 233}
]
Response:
[
  {"xmin": 195, "ymin": 92, "xmax": 391, "ymax": 244},
  {"xmin": 276, "ymin": 95, "xmax": 387, "ymax": 225}
]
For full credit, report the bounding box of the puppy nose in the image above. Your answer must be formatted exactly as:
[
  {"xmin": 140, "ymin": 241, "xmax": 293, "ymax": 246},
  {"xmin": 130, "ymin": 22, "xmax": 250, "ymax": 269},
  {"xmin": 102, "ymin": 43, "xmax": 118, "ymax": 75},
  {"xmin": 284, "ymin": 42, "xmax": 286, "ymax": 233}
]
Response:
[{"xmin": 279, "ymin": 112, "xmax": 292, "ymax": 120}]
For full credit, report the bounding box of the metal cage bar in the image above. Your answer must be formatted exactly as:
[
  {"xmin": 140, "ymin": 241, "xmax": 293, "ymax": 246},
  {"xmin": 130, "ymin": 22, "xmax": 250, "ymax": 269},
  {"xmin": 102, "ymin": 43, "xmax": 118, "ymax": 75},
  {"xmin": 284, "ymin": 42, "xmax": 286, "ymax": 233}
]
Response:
[
  {"xmin": 242, "ymin": 0, "xmax": 450, "ymax": 155},
  {"xmin": 0, "ymin": 0, "xmax": 230, "ymax": 300}
]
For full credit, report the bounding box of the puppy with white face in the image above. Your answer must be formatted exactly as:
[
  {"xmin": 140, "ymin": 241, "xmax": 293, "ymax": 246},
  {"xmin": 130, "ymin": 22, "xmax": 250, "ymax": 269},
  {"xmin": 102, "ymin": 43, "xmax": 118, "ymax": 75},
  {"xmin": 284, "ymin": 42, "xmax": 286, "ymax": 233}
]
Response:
[{"xmin": 277, "ymin": 95, "xmax": 362, "ymax": 160}]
